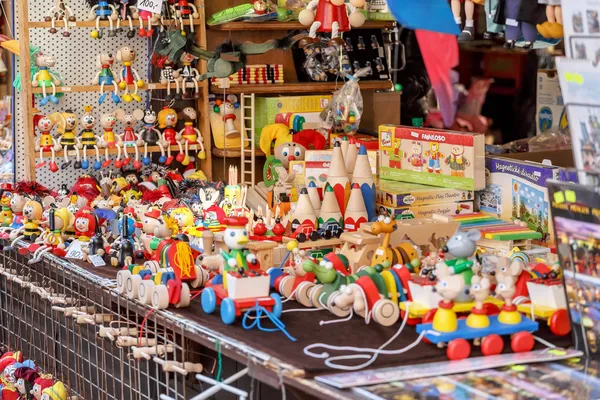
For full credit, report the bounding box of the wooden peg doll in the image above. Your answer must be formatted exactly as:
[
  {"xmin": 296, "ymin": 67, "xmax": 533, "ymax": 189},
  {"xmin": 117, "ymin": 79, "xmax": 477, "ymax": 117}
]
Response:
[
  {"xmin": 178, "ymin": 107, "xmax": 206, "ymax": 163},
  {"xmin": 132, "ymin": 3, "xmax": 160, "ymax": 37},
  {"xmin": 115, "ymin": 109, "xmax": 144, "ymax": 168},
  {"xmin": 138, "ymin": 109, "xmax": 168, "ymax": 164},
  {"xmin": 33, "ymin": 114, "xmax": 61, "ymax": 173},
  {"xmin": 28, "ymin": 207, "xmax": 75, "ymax": 263},
  {"xmin": 98, "ymin": 109, "xmax": 123, "ymax": 151},
  {"xmin": 158, "ymin": 106, "xmax": 184, "ymax": 165},
  {"xmin": 93, "ymin": 53, "xmax": 121, "ymax": 105},
  {"xmin": 154, "ymin": 56, "xmax": 182, "ymax": 101},
  {"xmin": 116, "ymin": 0, "xmax": 138, "ymax": 38},
  {"xmin": 8, "ymin": 197, "xmax": 45, "ymax": 247},
  {"xmin": 79, "ymin": 105, "xmax": 103, "ymax": 170},
  {"xmin": 466, "ymin": 275, "xmax": 491, "ymax": 329},
  {"xmin": 116, "ymin": 46, "xmax": 145, "ymax": 103},
  {"xmin": 431, "ymin": 263, "xmax": 465, "ymax": 333},
  {"xmin": 31, "ymin": 52, "xmax": 63, "ymax": 106},
  {"xmin": 495, "ymin": 274, "xmax": 522, "ymax": 325},
  {"xmin": 171, "ymin": 0, "xmax": 200, "ymax": 33},
  {"xmin": 87, "ymin": 0, "xmax": 119, "ymax": 39},
  {"xmin": 45, "ymin": 0, "xmax": 76, "ymax": 37}
]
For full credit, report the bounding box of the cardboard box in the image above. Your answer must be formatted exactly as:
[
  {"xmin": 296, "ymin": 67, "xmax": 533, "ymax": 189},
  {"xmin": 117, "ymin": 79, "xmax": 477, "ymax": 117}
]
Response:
[
  {"xmin": 377, "ymin": 180, "xmax": 474, "ymax": 207},
  {"xmin": 255, "ymin": 95, "xmax": 331, "ymax": 142},
  {"xmin": 536, "ymin": 70, "xmax": 568, "ymax": 135},
  {"xmin": 379, "ymin": 125, "xmax": 486, "ymax": 190},
  {"xmin": 477, "ymin": 156, "xmax": 564, "ymax": 245},
  {"xmin": 361, "ymin": 91, "xmax": 401, "ymax": 133},
  {"xmin": 500, "ymin": 149, "xmax": 574, "ymax": 168},
  {"xmin": 377, "ymin": 201, "xmax": 474, "ymax": 219}
]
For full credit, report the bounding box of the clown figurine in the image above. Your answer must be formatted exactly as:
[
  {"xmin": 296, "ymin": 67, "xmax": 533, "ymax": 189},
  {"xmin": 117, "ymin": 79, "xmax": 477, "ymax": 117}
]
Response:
[
  {"xmin": 299, "ymin": 0, "xmax": 366, "ymax": 46},
  {"xmin": 40, "ymin": 381, "xmax": 67, "ymax": 400},
  {"xmin": 220, "ymin": 217, "xmax": 258, "ymax": 287}
]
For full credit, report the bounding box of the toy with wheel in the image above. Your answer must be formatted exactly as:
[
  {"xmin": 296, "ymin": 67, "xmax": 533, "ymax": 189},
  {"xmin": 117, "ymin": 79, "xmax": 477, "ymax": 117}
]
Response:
[
  {"xmin": 517, "ymin": 277, "xmax": 571, "ymax": 336},
  {"xmin": 202, "ymin": 268, "xmax": 282, "ymax": 325}
]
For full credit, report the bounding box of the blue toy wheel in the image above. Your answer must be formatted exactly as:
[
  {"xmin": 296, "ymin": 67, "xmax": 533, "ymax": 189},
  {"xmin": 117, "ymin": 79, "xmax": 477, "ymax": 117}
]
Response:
[
  {"xmin": 268, "ymin": 267, "xmax": 284, "ymax": 288},
  {"xmin": 201, "ymin": 287, "xmax": 216, "ymax": 314},
  {"xmin": 220, "ymin": 298, "xmax": 237, "ymax": 325},
  {"xmin": 270, "ymin": 293, "xmax": 282, "ymax": 318}
]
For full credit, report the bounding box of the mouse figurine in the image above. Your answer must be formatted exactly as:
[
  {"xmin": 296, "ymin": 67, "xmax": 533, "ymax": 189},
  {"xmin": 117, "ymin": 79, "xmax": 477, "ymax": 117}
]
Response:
[
  {"xmin": 431, "ymin": 263, "xmax": 465, "ymax": 333},
  {"xmin": 441, "ymin": 229, "xmax": 481, "ymax": 302},
  {"xmin": 495, "ymin": 273, "xmax": 522, "ymax": 325},
  {"xmin": 465, "ymin": 275, "xmax": 491, "ymax": 329}
]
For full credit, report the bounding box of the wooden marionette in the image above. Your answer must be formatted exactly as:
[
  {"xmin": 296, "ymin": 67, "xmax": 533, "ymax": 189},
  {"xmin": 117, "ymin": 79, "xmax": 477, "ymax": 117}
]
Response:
[
  {"xmin": 326, "ymin": 141, "xmax": 351, "ymax": 217},
  {"xmin": 178, "ymin": 107, "xmax": 206, "ymax": 161},
  {"xmin": 49, "ymin": 110, "xmax": 82, "ymax": 169},
  {"xmin": 307, "ymin": 181, "xmax": 322, "ymax": 215},
  {"xmin": 93, "ymin": 53, "xmax": 122, "ymax": 105},
  {"xmin": 28, "ymin": 207, "xmax": 74, "ymax": 263},
  {"xmin": 7, "ymin": 195, "xmax": 47, "ymax": 248},
  {"xmin": 33, "ymin": 114, "xmax": 62, "ymax": 173},
  {"xmin": 116, "ymin": 0, "xmax": 138, "ymax": 38},
  {"xmin": 158, "ymin": 106, "xmax": 185, "ymax": 165},
  {"xmin": 14, "ymin": 366, "xmax": 39, "ymax": 399},
  {"xmin": 87, "ymin": 0, "xmax": 119, "ymax": 39},
  {"xmin": 31, "ymin": 374, "xmax": 54, "ymax": 400},
  {"xmin": 171, "ymin": 0, "xmax": 200, "ymax": 33},
  {"xmin": 345, "ymin": 138, "xmax": 358, "ymax": 179},
  {"xmin": 352, "ymin": 144, "xmax": 376, "ymax": 222},
  {"xmin": 45, "ymin": 0, "xmax": 76, "ymax": 37},
  {"xmin": 291, "ymin": 188, "xmax": 317, "ymax": 233},
  {"xmin": 298, "ymin": 0, "xmax": 366, "ymax": 47},
  {"xmin": 318, "ymin": 183, "xmax": 343, "ymax": 228},
  {"xmin": 116, "ymin": 46, "xmax": 145, "ymax": 103},
  {"xmin": 177, "ymin": 52, "xmax": 201, "ymax": 99},
  {"xmin": 344, "ymin": 183, "xmax": 368, "ymax": 232},
  {"xmin": 41, "ymin": 382, "xmax": 67, "ymax": 400},
  {"xmin": 132, "ymin": 3, "xmax": 160, "ymax": 38},
  {"xmin": 78, "ymin": 106, "xmax": 104, "ymax": 171}
]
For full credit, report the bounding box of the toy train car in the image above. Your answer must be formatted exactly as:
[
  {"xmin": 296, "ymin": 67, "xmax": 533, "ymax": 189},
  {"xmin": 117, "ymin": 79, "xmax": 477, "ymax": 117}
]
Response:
[{"xmin": 288, "ymin": 220, "xmax": 344, "ymax": 243}]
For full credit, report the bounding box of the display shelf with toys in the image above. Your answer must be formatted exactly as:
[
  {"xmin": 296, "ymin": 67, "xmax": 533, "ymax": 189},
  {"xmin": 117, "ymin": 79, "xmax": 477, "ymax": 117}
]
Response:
[
  {"xmin": 210, "ymin": 80, "xmax": 394, "ymax": 95},
  {"xmin": 208, "ymin": 20, "xmax": 396, "ymax": 31}
]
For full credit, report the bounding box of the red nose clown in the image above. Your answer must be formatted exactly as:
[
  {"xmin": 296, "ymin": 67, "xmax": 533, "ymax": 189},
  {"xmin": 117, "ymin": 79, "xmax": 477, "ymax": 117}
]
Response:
[{"xmin": 259, "ymin": 124, "xmax": 326, "ymax": 186}]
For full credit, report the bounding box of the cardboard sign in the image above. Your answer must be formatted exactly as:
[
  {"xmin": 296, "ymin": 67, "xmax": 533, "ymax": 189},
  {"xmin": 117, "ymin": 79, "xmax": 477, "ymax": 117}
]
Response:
[
  {"xmin": 88, "ymin": 254, "xmax": 106, "ymax": 267},
  {"xmin": 136, "ymin": 0, "xmax": 163, "ymax": 15},
  {"xmin": 65, "ymin": 240, "xmax": 84, "ymax": 260}
]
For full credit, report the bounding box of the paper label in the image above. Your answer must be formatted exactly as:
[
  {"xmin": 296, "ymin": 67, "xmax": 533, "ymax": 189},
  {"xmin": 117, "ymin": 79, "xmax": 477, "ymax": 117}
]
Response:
[
  {"xmin": 136, "ymin": 0, "xmax": 163, "ymax": 14},
  {"xmin": 61, "ymin": 87, "xmax": 72, "ymax": 92},
  {"xmin": 65, "ymin": 240, "xmax": 84, "ymax": 260},
  {"xmin": 88, "ymin": 254, "xmax": 106, "ymax": 267}
]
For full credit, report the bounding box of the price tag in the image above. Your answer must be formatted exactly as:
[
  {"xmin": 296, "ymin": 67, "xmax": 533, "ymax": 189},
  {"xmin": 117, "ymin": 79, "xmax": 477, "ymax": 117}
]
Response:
[
  {"xmin": 61, "ymin": 87, "xmax": 72, "ymax": 92},
  {"xmin": 65, "ymin": 240, "xmax": 84, "ymax": 260},
  {"xmin": 88, "ymin": 254, "xmax": 106, "ymax": 267},
  {"xmin": 137, "ymin": 0, "xmax": 163, "ymax": 15},
  {"xmin": 147, "ymin": 83, "xmax": 157, "ymax": 90}
]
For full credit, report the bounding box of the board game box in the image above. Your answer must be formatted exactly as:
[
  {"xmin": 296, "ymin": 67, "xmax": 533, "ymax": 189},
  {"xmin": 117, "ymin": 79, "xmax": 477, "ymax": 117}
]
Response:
[
  {"xmin": 477, "ymin": 156, "xmax": 565, "ymax": 245},
  {"xmin": 377, "ymin": 180, "xmax": 473, "ymax": 208},
  {"xmin": 378, "ymin": 125, "xmax": 485, "ymax": 190},
  {"xmin": 377, "ymin": 201, "xmax": 474, "ymax": 220}
]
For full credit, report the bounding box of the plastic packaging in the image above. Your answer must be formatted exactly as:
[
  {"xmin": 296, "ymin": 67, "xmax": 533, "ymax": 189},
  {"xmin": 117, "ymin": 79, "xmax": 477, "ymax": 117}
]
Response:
[{"xmin": 320, "ymin": 68, "xmax": 368, "ymax": 135}]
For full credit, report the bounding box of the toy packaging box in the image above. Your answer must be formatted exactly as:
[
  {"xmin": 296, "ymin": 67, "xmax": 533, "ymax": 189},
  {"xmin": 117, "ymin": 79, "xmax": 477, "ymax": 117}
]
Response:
[
  {"xmin": 290, "ymin": 150, "xmax": 378, "ymax": 187},
  {"xmin": 377, "ymin": 180, "xmax": 474, "ymax": 207},
  {"xmin": 377, "ymin": 201, "xmax": 474, "ymax": 220},
  {"xmin": 378, "ymin": 125, "xmax": 486, "ymax": 191},
  {"xmin": 255, "ymin": 95, "xmax": 331, "ymax": 142},
  {"xmin": 477, "ymin": 156, "xmax": 565, "ymax": 245},
  {"xmin": 536, "ymin": 70, "xmax": 568, "ymax": 135}
]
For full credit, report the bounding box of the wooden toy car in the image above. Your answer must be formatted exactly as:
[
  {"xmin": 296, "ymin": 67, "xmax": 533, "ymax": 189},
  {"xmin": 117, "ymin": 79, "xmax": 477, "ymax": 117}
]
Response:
[
  {"xmin": 517, "ymin": 278, "xmax": 571, "ymax": 336},
  {"xmin": 201, "ymin": 269, "xmax": 282, "ymax": 324},
  {"xmin": 417, "ymin": 315, "xmax": 539, "ymax": 360}
]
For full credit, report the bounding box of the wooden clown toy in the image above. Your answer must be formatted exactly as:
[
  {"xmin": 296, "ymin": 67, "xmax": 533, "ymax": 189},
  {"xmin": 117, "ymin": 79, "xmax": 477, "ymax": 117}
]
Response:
[
  {"xmin": 259, "ymin": 124, "xmax": 326, "ymax": 187},
  {"xmin": 221, "ymin": 217, "xmax": 259, "ymax": 280},
  {"xmin": 299, "ymin": 0, "xmax": 367, "ymax": 46},
  {"xmin": 31, "ymin": 374, "xmax": 54, "ymax": 400}
]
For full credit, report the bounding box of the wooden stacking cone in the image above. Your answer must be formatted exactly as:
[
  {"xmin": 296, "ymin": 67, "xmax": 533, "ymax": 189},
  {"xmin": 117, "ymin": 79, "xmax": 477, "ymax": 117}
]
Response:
[
  {"xmin": 352, "ymin": 145, "xmax": 376, "ymax": 222},
  {"xmin": 291, "ymin": 187, "xmax": 317, "ymax": 232},
  {"xmin": 307, "ymin": 180, "xmax": 322, "ymax": 214},
  {"xmin": 318, "ymin": 183, "xmax": 343, "ymax": 227},
  {"xmin": 344, "ymin": 183, "xmax": 368, "ymax": 232},
  {"xmin": 345, "ymin": 137, "xmax": 359, "ymax": 180},
  {"xmin": 326, "ymin": 142, "xmax": 351, "ymax": 217}
]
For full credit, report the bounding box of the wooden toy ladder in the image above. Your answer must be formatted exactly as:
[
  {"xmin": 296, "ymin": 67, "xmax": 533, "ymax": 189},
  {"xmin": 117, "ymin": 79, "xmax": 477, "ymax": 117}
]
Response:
[{"xmin": 240, "ymin": 93, "xmax": 256, "ymax": 188}]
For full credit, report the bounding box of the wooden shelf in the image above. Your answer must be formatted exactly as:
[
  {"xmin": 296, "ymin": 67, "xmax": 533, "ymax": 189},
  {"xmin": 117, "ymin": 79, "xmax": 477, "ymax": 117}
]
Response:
[
  {"xmin": 31, "ymin": 81, "xmax": 207, "ymax": 94},
  {"xmin": 40, "ymin": 144, "xmax": 202, "ymax": 158},
  {"xmin": 212, "ymin": 147, "xmax": 265, "ymax": 158},
  {"xmin": 208, "ymin": 20, "xmax": 396, "ymax": 31},
  {"xmin": 210, "ymin": 80, "xmax": 393, "ymax": 95},
  {"xmin": 29, "ymin": 19, "xmax": 203, "ymax": 29}
]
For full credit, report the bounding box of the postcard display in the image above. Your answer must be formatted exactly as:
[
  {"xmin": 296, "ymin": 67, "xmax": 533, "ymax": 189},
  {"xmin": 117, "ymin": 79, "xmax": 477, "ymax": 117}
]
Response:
[{"xmin": 554, "ymin": 1, "xmax": 600, "ymax": 360}]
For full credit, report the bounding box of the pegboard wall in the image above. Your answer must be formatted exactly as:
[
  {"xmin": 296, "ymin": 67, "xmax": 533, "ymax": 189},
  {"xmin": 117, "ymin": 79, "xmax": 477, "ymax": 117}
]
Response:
[{"xmin": 14, "ymin": 0, "xmax": 153, "ymax": 188}]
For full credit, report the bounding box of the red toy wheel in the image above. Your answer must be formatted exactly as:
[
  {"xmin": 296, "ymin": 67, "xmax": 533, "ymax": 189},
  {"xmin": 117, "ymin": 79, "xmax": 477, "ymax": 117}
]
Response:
[
  {"xmin": 399, "ymin": 309, "xmax": 421, "ymax": 326},
  {"xmin": 482, "ymin": 303, "xmax": 501, "ymax": 316},
  {"xmin": 511, "ymin": 331, "xmax": 535, "ymax": 353},
  {"xmin": 421, "ymin": 308, "xmax": 437, "ymax": 344},
  {"xmin": 447, "ymin": 339, "xmax": 471, "ymax": 360},
  {"xmin": 167, "ymin": 280, "xmax": 182, "ymax": 305},
  {"xmin": 549, "ymin": 309, "xmax": 571, "ymax": 336},
  {"xmin": 481, "ymin": 334, "xmax": 504, "ymax": 356}
]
